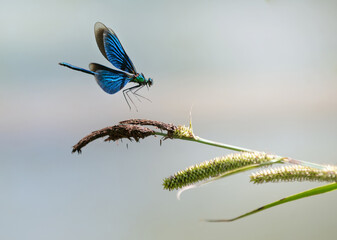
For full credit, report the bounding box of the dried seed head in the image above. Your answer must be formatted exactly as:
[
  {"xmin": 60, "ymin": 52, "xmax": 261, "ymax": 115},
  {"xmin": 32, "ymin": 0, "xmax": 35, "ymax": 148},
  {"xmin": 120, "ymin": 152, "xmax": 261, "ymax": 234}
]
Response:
[
  {"xmin": 119, "ymin": 119, "xmax": 177, "ymax": 132},
  {"xmin": 72, "ymin": 124, "xmax": 155, "ymax": 153}
]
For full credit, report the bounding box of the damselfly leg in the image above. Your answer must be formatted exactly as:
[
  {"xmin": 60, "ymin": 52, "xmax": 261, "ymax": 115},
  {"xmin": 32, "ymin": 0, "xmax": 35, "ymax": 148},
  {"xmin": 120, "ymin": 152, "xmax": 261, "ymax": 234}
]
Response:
[{"xmin": 131, "ymin": 86, "xmax": 152, "ymax": 103}]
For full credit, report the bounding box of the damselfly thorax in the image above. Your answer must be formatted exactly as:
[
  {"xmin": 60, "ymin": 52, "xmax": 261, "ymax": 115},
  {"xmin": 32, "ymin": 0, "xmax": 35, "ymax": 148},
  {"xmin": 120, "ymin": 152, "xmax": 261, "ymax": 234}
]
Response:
[{"xmin": 132, "ymin": 73, "xmax": 153, "ymax": 87}]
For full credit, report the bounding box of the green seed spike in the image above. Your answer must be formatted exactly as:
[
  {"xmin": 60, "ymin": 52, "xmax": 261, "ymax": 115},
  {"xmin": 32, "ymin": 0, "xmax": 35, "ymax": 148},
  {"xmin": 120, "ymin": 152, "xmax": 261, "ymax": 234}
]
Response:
[
  {"xmin": 173, "ymin": 125, "xmax": 195, "ymax": 139},
  {"xmin": 250, "ymin": 165, "xmax": 337, "ymax": 184},
  {"xmin": 163, "ymin": 152, "xmax": 278, "ymax": 191}
]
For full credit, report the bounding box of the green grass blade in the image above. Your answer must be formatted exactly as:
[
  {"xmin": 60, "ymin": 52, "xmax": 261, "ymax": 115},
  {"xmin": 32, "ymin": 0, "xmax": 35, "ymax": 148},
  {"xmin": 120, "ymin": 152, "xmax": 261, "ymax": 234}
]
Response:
[{"xmin": 206, "ymin": 182, "xmax": 337, "ymax": 222}]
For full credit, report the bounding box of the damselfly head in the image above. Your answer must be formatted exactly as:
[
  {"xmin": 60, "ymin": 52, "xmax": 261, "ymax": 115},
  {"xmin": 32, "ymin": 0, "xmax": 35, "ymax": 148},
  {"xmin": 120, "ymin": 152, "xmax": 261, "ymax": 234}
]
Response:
[{"xmin": 147, "ymin": 78, "xmax": 153, "ymax": 87}]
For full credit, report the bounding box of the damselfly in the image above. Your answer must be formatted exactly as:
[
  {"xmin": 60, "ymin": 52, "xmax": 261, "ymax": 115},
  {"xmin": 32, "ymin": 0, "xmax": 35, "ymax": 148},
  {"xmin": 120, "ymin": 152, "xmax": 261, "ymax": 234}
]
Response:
[{"xmin": 59, "ymin": 22, "xmax": 153, "ymax": 110}]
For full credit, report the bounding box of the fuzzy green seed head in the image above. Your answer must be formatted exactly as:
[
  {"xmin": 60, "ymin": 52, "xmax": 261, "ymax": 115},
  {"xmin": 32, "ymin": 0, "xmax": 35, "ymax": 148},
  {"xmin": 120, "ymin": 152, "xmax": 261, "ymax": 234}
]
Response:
[
  {"xmin": 250, "ymin": 165, "xmax": 337, "ymax": 184},
  {"xmin": 173, "ymin": 125, "xmax": 194, "ymax": 139},
  {"xmin": 163, "ymin": 152, "xmax": 277, "ymax": 191}
]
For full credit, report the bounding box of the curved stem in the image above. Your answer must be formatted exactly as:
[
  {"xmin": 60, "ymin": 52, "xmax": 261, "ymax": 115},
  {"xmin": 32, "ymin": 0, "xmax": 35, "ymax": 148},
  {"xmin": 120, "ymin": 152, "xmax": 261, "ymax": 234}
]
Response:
[
  {"xmin": 154, "ymin": 131, "xmax": 326, "ymax": 170},
  {"xmin": 154, "ymin": 131, "xmax": 255, "ymax": 152},
  {"xmin": 192, "ymin": 136, "xmax": 255, "ymax": 152},
  {"xmin": 285, "ymin": 158, "xmax": 326, "ymax": 170}
]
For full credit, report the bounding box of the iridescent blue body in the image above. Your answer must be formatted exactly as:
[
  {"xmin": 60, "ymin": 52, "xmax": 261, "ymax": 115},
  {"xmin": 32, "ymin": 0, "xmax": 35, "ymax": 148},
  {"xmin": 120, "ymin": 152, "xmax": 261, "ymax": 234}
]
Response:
[{"xmin": 59, "ymin": 22, "xmax": 153, "ymax": 108}]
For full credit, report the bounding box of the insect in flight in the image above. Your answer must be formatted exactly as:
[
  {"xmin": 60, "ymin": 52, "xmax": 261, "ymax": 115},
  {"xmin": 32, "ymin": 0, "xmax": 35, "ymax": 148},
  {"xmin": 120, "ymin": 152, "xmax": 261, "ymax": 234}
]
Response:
[{"xmin": 59, "ymin": 22, "xmax": 153, "ymax": 110}]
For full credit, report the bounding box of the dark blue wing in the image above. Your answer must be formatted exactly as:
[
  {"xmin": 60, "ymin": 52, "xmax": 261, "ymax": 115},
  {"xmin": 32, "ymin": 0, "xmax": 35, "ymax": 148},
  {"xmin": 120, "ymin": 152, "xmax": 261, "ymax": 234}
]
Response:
[
  {"xmin": 103, "ymin": 30, "xmax": 137, "ymax": 74},
  {"xmin": 93, "ymin": 66, "xmax": 131, "ymax": 94},
  {"xmin": 94, "ymin": 22, "xmax": 137, "ymax": 74}
]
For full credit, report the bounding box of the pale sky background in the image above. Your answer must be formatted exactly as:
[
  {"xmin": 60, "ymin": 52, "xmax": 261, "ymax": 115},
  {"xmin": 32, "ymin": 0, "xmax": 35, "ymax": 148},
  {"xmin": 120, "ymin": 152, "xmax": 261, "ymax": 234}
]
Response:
[{"xmin": 1, "ymin": 0, "xmax": 337, "ymax": 239}]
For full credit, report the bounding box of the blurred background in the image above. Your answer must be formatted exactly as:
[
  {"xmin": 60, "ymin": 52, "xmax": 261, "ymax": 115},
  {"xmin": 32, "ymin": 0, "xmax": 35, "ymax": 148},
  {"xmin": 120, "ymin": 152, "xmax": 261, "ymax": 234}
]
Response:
[{"xmin": 1, "ymin": 0, "xmax": 337, "ymax": 239}]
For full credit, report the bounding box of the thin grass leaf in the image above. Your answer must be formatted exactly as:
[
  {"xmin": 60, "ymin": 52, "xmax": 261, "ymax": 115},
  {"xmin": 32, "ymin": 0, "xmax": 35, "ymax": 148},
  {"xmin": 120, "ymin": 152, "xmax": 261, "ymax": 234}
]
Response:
[{"xmin": 206, "ymin": 182, "xmax": 337, "ymax": 222}]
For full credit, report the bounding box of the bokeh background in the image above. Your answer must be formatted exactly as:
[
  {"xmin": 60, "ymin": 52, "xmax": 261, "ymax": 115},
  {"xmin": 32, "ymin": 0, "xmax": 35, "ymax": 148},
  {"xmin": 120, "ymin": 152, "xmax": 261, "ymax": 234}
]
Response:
[{"xmin": 1, "ymin": 0, "xmax": 337, "ymax": 239}]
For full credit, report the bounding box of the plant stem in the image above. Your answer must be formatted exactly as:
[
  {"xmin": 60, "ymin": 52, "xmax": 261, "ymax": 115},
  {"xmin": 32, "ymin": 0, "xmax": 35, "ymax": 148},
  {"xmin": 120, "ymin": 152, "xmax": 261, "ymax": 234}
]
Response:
[
  {"xmin": 154, "ymin": 131, "xmax": 255, "ymax": 152},
  {"xmin": 193, "ymin": 136, "xmax": 255, "ymax": 152},
  {"xmin": 154, "ymin": 131, "xmax": 327, "ymax": 170},
  {"xmin": 284, "ymin": 158, "xmax": 326, "ymax": 170}
]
